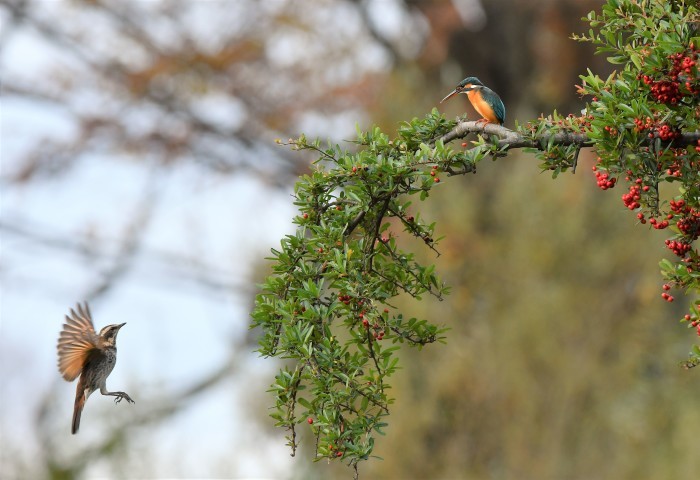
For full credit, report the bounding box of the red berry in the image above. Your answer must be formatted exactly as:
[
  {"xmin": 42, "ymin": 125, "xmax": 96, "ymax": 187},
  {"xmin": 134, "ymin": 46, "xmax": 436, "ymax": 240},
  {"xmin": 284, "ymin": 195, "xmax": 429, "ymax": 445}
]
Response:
[{"xmin": 308, "ymin": 418, "xmax": 313, "ymax": 424}]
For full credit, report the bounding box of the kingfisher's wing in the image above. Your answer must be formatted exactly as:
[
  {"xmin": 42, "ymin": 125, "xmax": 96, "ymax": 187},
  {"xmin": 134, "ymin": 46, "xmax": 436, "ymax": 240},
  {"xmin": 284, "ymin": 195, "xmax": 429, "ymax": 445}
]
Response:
[
  {"xmin": 57, "ymin": 302, "xmax": 99, "ymax": 381},
  {"xmin": 484, "ymin": 88, "xmax": 506, "ymax": 125}
]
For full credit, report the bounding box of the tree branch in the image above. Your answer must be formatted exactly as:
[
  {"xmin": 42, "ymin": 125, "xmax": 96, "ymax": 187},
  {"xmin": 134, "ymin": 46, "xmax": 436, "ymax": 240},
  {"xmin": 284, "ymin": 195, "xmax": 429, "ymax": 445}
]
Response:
[{"xmin": 439, "ymin": 120, "xmax": 700, "ymax": 149}]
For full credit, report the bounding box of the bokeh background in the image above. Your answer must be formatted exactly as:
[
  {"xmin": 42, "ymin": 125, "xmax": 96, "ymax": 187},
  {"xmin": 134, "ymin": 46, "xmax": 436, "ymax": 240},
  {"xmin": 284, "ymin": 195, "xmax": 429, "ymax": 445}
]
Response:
[{"xmin": 1, "ymin": 0, "xmax": 698, "ymax": 479}]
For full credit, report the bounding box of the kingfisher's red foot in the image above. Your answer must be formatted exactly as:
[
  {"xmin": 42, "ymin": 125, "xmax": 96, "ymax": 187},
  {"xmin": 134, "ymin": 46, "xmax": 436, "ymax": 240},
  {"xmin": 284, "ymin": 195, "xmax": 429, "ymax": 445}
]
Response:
[{"xmin": 475, "ymin": 118, "xmax": 490, "ymax": 126}]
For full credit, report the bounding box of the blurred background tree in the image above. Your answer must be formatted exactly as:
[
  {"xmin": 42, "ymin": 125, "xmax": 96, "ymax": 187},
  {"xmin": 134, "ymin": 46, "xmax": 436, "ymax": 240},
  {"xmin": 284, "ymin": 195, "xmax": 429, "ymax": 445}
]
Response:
[{"xmin": 1, "ymin": 0, "xmax": 698, "ymax": 479}]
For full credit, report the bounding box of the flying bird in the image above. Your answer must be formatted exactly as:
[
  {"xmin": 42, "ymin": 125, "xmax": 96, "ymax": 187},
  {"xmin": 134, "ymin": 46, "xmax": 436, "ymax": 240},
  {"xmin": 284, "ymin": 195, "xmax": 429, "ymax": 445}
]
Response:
[{"xmin": 57, "ymin": 302, "xmax": 134, "ymax": 434}]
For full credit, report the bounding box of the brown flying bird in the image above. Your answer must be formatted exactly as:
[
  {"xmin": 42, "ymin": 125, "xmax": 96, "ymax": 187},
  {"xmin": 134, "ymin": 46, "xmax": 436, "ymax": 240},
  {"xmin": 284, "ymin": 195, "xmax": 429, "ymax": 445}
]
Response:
[{"xmin": 57, "ymin": 302, "xmax": 134, "ymax": 434}]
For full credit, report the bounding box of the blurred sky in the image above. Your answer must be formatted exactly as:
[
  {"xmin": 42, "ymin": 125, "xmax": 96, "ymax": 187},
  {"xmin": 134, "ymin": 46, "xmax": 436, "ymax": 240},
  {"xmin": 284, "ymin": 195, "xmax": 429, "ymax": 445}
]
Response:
[
  {"xmin": 0, "ymin": 2, "xmax": 313, "ymax": 477},
  {"xmin": 1, "ymin": 121, "xmax": 298, "ymax": 476}
]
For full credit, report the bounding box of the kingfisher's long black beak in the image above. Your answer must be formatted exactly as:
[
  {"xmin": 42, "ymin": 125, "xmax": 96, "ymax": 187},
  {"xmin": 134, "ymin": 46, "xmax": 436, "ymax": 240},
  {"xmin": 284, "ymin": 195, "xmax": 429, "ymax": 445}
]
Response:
[{"xmin": 440, "ymin": 88, "xmax": 460, "ymax": 104}]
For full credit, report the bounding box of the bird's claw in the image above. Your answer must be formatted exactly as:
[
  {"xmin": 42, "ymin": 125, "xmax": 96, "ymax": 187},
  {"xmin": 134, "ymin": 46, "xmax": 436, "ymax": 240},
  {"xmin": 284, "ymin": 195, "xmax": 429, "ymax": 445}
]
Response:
[{"xmin": 114, "ymin": 392, "xmax": 135, "ymax": 404}]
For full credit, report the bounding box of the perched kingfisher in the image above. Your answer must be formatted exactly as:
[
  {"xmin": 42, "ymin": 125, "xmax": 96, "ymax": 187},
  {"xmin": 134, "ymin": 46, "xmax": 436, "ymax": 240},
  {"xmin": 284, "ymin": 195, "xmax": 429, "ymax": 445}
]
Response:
[{"xmin": 440, "ymin": 77, "xmax": 506, "ymax": 126}]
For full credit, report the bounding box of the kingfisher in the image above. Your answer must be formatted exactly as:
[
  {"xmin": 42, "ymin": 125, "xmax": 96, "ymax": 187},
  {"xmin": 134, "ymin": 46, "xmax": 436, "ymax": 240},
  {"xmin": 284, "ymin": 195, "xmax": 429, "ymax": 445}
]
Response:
[{"xmin": 440, "ymin": 77, "xmax": 505, "ymax": 126}]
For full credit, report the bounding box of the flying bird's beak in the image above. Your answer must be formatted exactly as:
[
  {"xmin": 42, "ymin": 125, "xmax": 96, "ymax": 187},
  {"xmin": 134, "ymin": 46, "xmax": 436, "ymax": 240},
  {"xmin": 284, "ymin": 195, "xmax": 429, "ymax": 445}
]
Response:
[
  {"xmin": 116, "ymin": 322, "xmax": 126, "ymax": 329},
  {"xmin": 440, "ymin": 88, "xmax": 460, "ymax": 104}
]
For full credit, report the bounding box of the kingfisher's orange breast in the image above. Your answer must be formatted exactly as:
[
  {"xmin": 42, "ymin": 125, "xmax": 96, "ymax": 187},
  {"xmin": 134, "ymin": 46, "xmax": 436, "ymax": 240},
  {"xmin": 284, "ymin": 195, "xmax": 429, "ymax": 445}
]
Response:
[{"xmin": 467, "ymin": 90, "xmax": 499, "ymax": 124}]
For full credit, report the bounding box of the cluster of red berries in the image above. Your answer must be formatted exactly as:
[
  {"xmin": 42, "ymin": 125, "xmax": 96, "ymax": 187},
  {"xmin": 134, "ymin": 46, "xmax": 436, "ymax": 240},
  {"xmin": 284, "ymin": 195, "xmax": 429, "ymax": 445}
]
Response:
[
  {"xmin": 621, "ymin": 184, "xmax": 642, "ymax": 210},
  {"xmin": 671, "ymin": 204, "xmax": 700, "ymax": 240},
  {"xmin": 338, "ymin": 293, "xmax": 353, "ymax": 305},
  {"xmin": 603, "ymin": 125, "xmax": 618, "ymax": 136},
  {"xmin": 632, "ymin": 116, "xmax": 681, "ymax": 141},
  {"xmin": 642, "ymin": 76, "xmax": 682, "ymax": 104},
  {"xmin": 665, "ymin": 149, "xmax": 695, "ymax": 178},
  {"xmin": 429, "ymin": 167, "xmax": 440, "ymax": 183},
  {"xmin": 639, "ymin": 50, "xmax": 699, "ymax": 103},
  {"xmin": 358, "ymin": 311, "xmax": 387, "ymax": 340},
  {"xmin": 661, "ymin": 284, "xmax": 674, "ymax": 303},
  {"xmin": 338, "ymin": 294, "xmax": 369, "ymax": 317},
  {"xmin": 665, "ymin": 201, "xmax": 700, "ymax": 270},
  {"xmin": 633, "ymin": 116, "xmax": 654, "ymax": 131},
  {"xmin": 670, "ymin": 199, "xmax": 691, "ymax": 215},
  {"xmin": 648, "ymin": 216, "xmax": 669, "ymax": 229},
  {"xmin": 593, "ymin": 169, "xmax": 616, "ymax": 190},
  {"xmin": 668, "ymin": 51, "xmax": 698, "ymax": 80},
  {"xmin": 654, "ymin": 123, "xmax": 681, "ymax": 141},
  {"xmin": 665, "ymin": 239, "xmax": 692, "ymax": 257},
  {"xmin": 665, "ymin": 160, "xmax": 682, "ymax": 178},
  {"xmin": 327, "ymin": 443, "xmax": 343, "ymax": 458}
]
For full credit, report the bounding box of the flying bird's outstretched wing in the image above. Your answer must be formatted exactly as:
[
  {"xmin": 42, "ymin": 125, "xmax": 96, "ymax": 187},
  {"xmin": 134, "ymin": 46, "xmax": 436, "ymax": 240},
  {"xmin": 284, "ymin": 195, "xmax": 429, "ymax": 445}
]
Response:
[{"xmin": 57, "ymin": 303, "xmax": 99, "ymax": 381}]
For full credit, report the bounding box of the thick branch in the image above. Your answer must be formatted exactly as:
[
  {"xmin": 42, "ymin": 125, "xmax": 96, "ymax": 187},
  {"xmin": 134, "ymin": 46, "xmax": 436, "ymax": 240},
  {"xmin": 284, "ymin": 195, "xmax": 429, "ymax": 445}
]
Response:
[{"xmin": 439, "ymin": 121, "xmax": 700, "ymax": 149}]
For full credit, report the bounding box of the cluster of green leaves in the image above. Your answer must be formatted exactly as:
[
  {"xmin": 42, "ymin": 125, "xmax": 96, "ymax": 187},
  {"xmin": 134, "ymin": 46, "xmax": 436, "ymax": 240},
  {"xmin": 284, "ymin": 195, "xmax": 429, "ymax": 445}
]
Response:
[
  {"xmin": 252, "ymin": 112, "xmax": 488, "ymax": 466},
  {"xmin": 517, "ymin": 111, "xmax": 593, "ymax": 176},
  {"xmin": 526, "ymin": 0, "xmax": 700, "ymax": 365}
]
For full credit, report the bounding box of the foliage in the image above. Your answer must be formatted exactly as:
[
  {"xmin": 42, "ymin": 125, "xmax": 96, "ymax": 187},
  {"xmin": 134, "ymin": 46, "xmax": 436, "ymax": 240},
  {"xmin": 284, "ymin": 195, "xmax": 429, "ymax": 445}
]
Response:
[
  {"xmin": 558, "ymin": 0, "xmax": 699, "ymax": 365},
  {"xmin": 252, "ymin": 0, "xmax": 700, "ymax": 471},
  {"xmin": 251, "ymin": 112, "xmax": 473, "ymax": 467}
]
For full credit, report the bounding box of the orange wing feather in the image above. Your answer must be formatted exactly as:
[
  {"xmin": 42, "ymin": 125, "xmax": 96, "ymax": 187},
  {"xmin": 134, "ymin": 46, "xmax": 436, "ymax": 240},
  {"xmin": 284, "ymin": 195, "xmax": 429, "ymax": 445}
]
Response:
[{"xmin": 57, "ymin": 303, "xmax": 98, "ymax": 381}]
